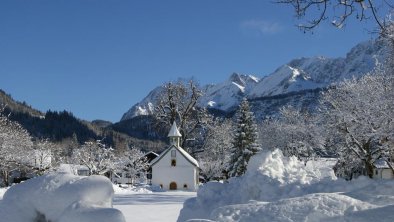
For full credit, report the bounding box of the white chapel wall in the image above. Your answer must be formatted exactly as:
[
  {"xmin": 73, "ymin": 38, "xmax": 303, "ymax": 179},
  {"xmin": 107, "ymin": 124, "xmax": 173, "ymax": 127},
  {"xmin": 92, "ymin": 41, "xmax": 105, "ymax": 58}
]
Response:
[{"xmin": 152, "ymin": 147, "xmax": 198, "ymax": 191}]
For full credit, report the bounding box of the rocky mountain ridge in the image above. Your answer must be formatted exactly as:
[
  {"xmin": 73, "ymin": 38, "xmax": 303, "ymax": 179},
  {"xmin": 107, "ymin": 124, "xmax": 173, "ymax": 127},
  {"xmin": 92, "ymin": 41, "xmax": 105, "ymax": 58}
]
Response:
[{"xmin": 121, "ymin": 38, "xmax": 388, "ymax": 121}]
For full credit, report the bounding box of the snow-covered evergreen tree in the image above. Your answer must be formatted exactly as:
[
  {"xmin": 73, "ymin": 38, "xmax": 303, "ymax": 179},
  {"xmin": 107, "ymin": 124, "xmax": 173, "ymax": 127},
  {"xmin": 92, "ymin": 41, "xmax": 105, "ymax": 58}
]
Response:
[{"xmin": 227, "ymin": 98, "xmax": 261, "ymax": 177}]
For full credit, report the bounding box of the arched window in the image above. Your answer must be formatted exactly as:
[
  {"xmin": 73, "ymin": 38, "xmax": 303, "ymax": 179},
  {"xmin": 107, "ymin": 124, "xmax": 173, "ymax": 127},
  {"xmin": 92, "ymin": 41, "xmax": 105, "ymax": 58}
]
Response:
[
  {"xmin": 171, "ymin": 159, "xmax": 176, "ymax": 166},
  {"xmin": 183, "ymin": 184, "xmax": 188, "ymax": 189}
]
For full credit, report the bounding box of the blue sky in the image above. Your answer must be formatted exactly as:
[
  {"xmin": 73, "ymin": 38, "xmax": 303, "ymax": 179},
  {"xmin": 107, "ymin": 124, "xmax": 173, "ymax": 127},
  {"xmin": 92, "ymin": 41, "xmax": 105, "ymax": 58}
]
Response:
[{"xmin": 0, "ymin": 0, "xmax": 377, "ymax": 122}]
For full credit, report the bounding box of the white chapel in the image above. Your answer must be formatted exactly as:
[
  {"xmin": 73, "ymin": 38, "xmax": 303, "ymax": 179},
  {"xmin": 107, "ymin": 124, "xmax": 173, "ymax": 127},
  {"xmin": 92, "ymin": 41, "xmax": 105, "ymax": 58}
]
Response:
[{"xmin": 150, "ymin": 122, "xmax": 199, "ymax": 191}]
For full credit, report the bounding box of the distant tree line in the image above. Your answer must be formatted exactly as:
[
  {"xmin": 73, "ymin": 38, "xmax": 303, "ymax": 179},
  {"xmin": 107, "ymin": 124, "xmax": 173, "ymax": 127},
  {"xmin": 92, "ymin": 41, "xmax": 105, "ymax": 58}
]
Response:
[
  {"xmin": 4, "ymin": 109, "xmax": 98, "ymax": 144},
  {"xmin": 0, "ymin": 89, "xmax": 167, "ymax": 153}
]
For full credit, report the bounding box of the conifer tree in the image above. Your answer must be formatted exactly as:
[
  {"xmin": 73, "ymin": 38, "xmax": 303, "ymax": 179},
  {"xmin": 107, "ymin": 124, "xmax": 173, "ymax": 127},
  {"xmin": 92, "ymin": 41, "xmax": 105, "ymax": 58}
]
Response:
[{"xmin": 227, "ymin": 98, "xmax": 261, "ymax": 177}]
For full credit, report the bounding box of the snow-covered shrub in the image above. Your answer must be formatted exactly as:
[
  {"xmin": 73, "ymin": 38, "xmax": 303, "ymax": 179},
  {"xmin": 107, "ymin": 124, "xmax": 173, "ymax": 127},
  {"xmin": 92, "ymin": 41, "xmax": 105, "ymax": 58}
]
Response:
[{"xmin": 0, "ymin": 172, "xmax": 125, "ymax": 222}]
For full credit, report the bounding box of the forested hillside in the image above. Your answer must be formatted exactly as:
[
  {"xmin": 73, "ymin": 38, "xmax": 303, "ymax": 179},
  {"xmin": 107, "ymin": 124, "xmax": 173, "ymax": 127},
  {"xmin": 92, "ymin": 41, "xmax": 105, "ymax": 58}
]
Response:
[{"xmin": 0, "ymin": 90, "xmax": 165, "ymax": 151}]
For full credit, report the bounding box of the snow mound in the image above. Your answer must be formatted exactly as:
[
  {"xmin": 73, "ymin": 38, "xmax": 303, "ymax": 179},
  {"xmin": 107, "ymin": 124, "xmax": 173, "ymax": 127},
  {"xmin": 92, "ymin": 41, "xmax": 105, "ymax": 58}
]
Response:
[
  {"xmin": 0, "ymin": 173, "xmax": 125, "ymax": 222},
  {"xmin": 179, "ymin": 149, "xmax": 335, "ymax": 221},
  {"xmin": 246, "ymin": 148, "xmax": 335, "ymax": 185},
  {"xmin": 178, "ymin": 149, "xmax": 394, "ymax": 221},
  {"xmin": 211, "ymin": 193, "xmax": 375, "ymax": 222}
]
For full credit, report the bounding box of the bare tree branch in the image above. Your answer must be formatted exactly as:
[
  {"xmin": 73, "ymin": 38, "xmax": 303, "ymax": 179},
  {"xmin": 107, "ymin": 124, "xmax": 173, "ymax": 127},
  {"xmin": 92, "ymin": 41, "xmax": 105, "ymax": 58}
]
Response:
[{"xmin": 276, "ymin": 0, "xmax": 393, "ymax": 32}]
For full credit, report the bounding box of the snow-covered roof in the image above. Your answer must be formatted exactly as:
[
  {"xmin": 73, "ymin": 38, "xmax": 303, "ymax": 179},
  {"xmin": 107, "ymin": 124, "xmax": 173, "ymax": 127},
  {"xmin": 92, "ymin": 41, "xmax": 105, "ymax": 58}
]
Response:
[
  {"xmin": 374, "ymin": 158, "xmax": 391, "ymax": 169},
  {"xmin": 144, "ymin": 151, "xmax": 159, "ymax": 163},
  {"xmin": 176, "ymin": 146, "xmax": 199, "ymax": 167},
  {"xmin": 145, "ymin": 151, "xmax": 159, "ymax": 156},
  {"xmin": 150, "ymin": 145, "xmax": 199, "ymax": 168},
  {"xmin": 58, "ymin": 164, "xmax": 89, "ymax": 174},
  {"xmin": 168, "ymin": 121, "xmax": 182, "ymax": 137}
]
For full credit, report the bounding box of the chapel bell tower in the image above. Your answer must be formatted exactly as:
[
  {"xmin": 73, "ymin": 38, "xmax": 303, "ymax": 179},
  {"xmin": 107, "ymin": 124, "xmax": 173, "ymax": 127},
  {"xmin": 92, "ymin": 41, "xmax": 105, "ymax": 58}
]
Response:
[{"xmin": 168, "ymin": 121, "xmax": 182, "ymax": 147}]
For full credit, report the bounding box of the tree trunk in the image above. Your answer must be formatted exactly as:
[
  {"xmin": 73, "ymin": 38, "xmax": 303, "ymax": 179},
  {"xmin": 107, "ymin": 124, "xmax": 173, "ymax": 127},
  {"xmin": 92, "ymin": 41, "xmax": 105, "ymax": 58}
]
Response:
[
  {"xmin": 364, "ymin": 139, "xmax": 375, "ymax": 179},
  {"xmin": 365, "ymin": 161, "xmax": 374, "ymax": 179},
  {"xmin": 1, "ymin": 170, "xmax": 9, "ymax": 187}
]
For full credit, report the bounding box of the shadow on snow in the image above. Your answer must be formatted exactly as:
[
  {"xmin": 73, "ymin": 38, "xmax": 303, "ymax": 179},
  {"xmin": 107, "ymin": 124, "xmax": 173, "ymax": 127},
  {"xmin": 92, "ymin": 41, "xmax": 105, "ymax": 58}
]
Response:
[{"xmin": 113, "ymin": 193, "xmax": 194, "ymax": 205}]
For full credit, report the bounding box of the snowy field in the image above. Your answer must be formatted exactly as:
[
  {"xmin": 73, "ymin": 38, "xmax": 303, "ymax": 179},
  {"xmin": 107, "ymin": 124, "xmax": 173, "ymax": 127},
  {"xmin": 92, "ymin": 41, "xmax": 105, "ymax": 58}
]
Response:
[{"xmin": 113, "ymin": 190, "xmax": 195, "ymax": 222}]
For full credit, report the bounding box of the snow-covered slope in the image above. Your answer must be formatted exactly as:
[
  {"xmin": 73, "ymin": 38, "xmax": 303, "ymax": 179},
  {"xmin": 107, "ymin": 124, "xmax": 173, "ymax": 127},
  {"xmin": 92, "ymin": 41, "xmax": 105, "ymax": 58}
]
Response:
[
  {"xmin": 248, "ymin": 59, "xmax": 337, "ymax": 98},
  {"xmin": 198, "ymin": 73, "xmax": 259, "ymax": 111},
  {"xmin": 249, "ymin": 39, "xmax": 387, "ymax": 98},
  {"xmin": 121, "ymin": 86, "xmax": 163, "ymax": 121},
  {"xmin": 121, "ymin": 38, "xmax": 388, "ymax": 121}
]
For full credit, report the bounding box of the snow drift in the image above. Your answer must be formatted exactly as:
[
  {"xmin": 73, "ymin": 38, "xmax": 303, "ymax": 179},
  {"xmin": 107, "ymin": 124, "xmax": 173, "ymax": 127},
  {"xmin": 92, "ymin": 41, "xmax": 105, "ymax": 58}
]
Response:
[
  {"xmin": 0, "ymin": 172, "xmax": 125, "ymax": 222},
  {"xmin": 178, "ymin": 149, "xmax": 394, "ymax": 222}
]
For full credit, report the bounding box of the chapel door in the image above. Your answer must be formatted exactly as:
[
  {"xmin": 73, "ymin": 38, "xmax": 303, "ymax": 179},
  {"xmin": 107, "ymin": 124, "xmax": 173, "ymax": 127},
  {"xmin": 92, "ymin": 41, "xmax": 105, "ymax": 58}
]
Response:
[{"xmin": 169, "ymin": 182, "xmax": 177, "ymax": 190}]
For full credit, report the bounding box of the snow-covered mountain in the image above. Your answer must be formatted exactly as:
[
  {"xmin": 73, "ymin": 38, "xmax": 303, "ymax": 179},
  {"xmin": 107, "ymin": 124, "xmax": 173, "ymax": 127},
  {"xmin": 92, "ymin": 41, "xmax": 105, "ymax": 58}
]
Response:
[
  {"xmin": 121, "ymin": 73, "xmax": 259, "ymax": 121},
  {"xmin": 121, "ymin": 38, "xmax": 388, "ymax": 121},
  {"xmin": 121, "ymin": 86, "xmax": 163, "ymax": 121},
  {"xmin": 249, "ymin": 39, "xmax": 386, "ymax": 98},
  {"xmin": 198, "ymin": 73, "xmax": 260, "ymax": 112}
]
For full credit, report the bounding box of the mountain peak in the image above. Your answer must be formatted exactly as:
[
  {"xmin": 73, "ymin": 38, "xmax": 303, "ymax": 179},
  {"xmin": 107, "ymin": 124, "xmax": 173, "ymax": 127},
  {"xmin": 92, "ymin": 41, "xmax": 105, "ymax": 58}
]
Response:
[
  {"xmin": 229, "ymin": 73, "xmax": 244, "ymax": 85},
  {"xmin": 121, "ymin": 38, "xmax": 387, "ymax": 121}
]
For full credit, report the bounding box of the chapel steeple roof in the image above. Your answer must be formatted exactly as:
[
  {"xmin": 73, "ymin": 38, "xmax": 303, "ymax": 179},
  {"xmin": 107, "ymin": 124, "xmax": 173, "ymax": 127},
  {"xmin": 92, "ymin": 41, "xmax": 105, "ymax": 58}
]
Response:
[{"xmin": 168, "ymin": 121, "xmax": 182, "ymax": 137}]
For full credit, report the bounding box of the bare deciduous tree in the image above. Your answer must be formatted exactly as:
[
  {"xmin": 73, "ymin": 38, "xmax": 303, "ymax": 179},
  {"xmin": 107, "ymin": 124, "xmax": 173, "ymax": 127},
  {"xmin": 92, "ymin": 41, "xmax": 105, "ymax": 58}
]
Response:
[
  {"xmin": 154, "ymin": 80, "xmax": 211, "ymax": 153},
  {"xmin": 259, "ymin": 106, "xmax": 326, "ymax": 163},
  {"xmin": 31, "ymin": 139, "xmax": 55, "ymax": 175},
  {"xmin": 114, "ymin": 148, "xmax": 149, "ymax": 184},
  {"xmin": 276, "ymin": 0, "xmax": 392, "ymax": 32},
  {"xmin": 71, "ymin": 140, "xmax": 116, "ymax": 175},
  {"xmin": 0, "ymin": 106, "xmax": 33, "ymax": 186},
  {"xmin": 321, "ymin": 70, "xmax": 394, "ymax": 179},
  {"xmin": 198, "ymin": 118, "xmax": 234, "ymax": 181}
]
